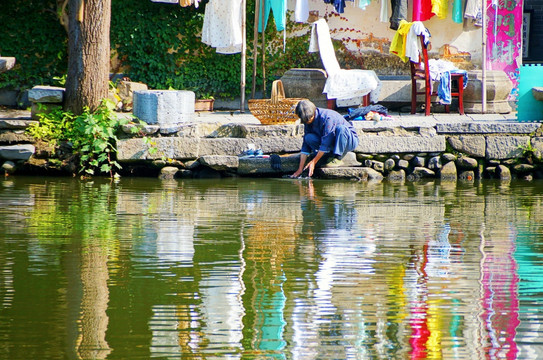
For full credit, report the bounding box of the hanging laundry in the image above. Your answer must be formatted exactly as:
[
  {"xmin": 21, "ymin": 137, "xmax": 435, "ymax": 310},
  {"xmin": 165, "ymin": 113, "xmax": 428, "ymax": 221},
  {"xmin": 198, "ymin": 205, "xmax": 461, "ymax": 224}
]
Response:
[
  {"xmin": 430, "ymin": 0, "xmax": 448, "ymax": 19},
  {"xmin": 295, "ymin": 0, "xmax": 309, "ymax": 22},
  {"xmin": 412, "ymin": 0, "xmax": 433, "ymax": 21},
  {"xmin": 358, "ymin": 0, "xmax": 371, "ymax": 10},
  {"xmin": 404, "ymin": 21, "xmax": 431, "ymax": 63},
  {"xmin": 324, "ymin": 0, "xmax": 346, "ymax": 14},
  {"xmin": 464, "ymin": 0, "xmax": 482, "ymax": 26},
  {"xmin": 258, "ymin": 0, "xmax": 287, "ymax": 32},
  {"xmin": 451, "ymin": 0, "xmax": 462, "ymax": 23},
  {"xmin": 389, "ymin": 0, "xmax": 407, "ymax": 30},
  {"xmin": 389, "ymin": 20, "xmax": 412, "ymax": 61},
  {"xmin": 379, "ymin": 0, "xmax": 389, "ymax": 23},
  {"xmin": 201, "ymin": 0, "xmax": 243, "ymax": 54}
]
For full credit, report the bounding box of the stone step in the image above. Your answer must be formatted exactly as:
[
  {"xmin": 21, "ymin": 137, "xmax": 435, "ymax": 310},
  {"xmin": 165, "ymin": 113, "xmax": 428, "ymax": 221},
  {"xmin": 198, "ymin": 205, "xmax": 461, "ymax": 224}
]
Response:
[{"xmin": 0, "ymin": 57, "xmax": 16, "ymax": 73}]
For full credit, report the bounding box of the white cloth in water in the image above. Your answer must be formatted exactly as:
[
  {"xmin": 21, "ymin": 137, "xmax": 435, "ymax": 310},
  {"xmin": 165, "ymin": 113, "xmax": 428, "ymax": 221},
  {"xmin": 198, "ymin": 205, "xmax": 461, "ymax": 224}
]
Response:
[
  {"xmin": 309, "ymin": 19, "xmax": 381, "ymax": 102},
  {"xmin": 201, "ymin": 0, "xmax": 243, "ymax": 54}
]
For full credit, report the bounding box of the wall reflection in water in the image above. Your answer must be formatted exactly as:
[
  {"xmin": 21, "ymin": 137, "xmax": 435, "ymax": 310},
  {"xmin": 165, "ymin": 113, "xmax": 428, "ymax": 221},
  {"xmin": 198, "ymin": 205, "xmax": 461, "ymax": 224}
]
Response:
[{"xmin": 1, "ymin": 177, "xmax": 543, "ymax": 359}]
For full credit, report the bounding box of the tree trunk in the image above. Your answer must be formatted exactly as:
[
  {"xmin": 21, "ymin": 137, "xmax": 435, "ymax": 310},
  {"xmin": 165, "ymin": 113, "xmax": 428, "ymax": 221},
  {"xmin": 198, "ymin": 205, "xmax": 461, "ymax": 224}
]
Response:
[{"xmin": 65, "ymin": 0, "xmax": 111, "ymax": 115}]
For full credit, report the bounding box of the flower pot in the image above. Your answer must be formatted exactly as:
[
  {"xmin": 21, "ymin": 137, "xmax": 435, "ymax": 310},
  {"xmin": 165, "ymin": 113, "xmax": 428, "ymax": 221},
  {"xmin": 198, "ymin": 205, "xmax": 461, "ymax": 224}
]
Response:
[{"xmin": 195, "ymin": 99, "xmax": 214, "ymax": 112}]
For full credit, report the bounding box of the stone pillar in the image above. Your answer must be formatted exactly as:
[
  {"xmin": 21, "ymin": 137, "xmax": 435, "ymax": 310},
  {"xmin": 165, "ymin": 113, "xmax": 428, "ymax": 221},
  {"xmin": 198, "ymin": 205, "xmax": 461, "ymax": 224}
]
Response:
[
  {"xmin": 463, "ymin": 70, "xmax": 513, "ymax": 114},
  {"xmin": 133, "ymin": 90, "xmax": 195, "ymax": 126},
  {"xmin": 280, "ymin": 68, "xmax": 328, "ymax": 108}
]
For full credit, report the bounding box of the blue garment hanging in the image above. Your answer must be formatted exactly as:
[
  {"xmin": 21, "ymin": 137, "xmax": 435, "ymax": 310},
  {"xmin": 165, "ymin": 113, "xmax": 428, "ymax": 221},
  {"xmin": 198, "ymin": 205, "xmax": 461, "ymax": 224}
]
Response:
[
  {"xmin": 258, "ymin": 0, "xmax": 287, "ymax": 32},
  {"xmin": 324, "ymin": 0, "xmax": 346, "ymax": 14}
]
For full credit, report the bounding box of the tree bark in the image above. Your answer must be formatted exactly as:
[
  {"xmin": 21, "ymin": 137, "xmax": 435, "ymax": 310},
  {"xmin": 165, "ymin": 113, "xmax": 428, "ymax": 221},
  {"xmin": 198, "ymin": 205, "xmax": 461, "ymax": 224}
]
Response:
[{"xmin": 65, "ymin": 0, "xmax": 111, "ymax": 115}]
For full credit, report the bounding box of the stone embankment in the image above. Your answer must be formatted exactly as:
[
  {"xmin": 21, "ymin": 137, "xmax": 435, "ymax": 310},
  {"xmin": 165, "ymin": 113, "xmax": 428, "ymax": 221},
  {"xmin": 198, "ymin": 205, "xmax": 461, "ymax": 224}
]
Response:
[
  {"xmin": 114, "ymin": 115, "xmax": 543, "ymax": 181},
  {"xmin": 3, "ymin": 107, "xmax": 541, "ymax": 182}
]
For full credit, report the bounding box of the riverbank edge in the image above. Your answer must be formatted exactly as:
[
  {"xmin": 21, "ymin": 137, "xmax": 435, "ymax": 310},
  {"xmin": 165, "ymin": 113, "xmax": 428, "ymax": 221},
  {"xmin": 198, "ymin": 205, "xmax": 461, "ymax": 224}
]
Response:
[{"xmin": 1, "ymin": 109, "xmax": 542, "ymax": 182}]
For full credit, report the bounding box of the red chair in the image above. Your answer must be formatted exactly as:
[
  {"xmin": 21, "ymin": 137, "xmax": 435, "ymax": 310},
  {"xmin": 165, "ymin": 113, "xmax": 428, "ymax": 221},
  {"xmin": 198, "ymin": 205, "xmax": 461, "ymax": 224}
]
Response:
[{"xmin": 410, "ymin": 36, "xmax": 464, "ymax": 116}]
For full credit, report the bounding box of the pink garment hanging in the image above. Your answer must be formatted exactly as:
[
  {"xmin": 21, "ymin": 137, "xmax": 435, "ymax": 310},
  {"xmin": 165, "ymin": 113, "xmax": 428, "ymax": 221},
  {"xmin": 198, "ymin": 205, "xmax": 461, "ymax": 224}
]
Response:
[{"xmin": 412, "ymin": 0, "xmax": 433, "ymax": 21}]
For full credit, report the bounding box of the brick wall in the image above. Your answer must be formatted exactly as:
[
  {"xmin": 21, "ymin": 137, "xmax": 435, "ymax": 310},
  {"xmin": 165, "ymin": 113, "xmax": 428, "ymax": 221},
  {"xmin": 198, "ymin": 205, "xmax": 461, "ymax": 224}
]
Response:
[{"xmin": 524, "ymin": 0, "xmax": 543, "ymax": 61}]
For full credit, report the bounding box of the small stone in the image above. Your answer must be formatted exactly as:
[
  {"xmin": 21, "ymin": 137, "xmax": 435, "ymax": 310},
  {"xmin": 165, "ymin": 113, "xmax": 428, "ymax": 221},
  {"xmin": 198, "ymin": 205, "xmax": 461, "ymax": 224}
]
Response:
[
  {"xmin": 2, "ymin": 161, "xmax": 16, "ymax": 173},
  {"xmin": 487, "ymin": 159, "xmax": 500, "ymax": 166},
  {"xmin": 440, "ymin": 161, "xmax": 457, "ymax": 181},
  {"xmin": 403, "ymin": 154, "xmax": 415, "ymax": 161},
  {"xmin": 458, "ymin": 170, "xmax": 475, "ymax": 181},
  {"xmin": 159, "ymin": 166, "xmax": 179, "ymax": 180},
  {"xmin": 412, "ymin": 156, "xmax": 425, "ymax": 167},
  {"xmin": 397, "ymin": 159, "xmax": 409, "ymax": 169},
  {"xmin": 456, "ymin": 156, "xmax": 478, "ymax": 170},
  {"xmin": 497, "ymin": 165, "xmax": 511, "ymax": 181},
  {"xmin": 513, "ymin": 163, "xmax": 535, "ymax": 173},
  {"xmin": 428, "ymin": 156, "xmax": 442, "ymax": 170},
  {"xmin": 384, "ymin": 158, "xmax": 395, "ymax": 171},
  {"xmin": 409, "ymin": 167, "xmax": 435, "ymax": 179},
  {"xmin": 388, "ymin": 169, "xmax": 405, "ymax": 181},
  {"xmin": 442, "ymin": 153, "xmax": 456, "ymax": 162}
]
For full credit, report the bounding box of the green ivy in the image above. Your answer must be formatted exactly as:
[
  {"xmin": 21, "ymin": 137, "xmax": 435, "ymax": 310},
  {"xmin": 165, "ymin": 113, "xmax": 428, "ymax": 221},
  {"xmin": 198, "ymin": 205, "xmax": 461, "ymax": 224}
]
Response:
[
  {"xmin": 1, "ymin": 0, "xmax": 321, "ymax": 99},
  {"xmin": 0, "ymin": 0, "xmax": 67, "ymax": 90}
]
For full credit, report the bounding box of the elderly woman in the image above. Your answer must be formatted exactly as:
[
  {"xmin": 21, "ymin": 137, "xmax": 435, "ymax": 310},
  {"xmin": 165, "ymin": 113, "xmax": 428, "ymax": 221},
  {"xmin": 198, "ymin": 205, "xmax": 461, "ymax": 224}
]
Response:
[{"xmin": 292, "ymin": 100, "xmax": 359, "ymax": 178}]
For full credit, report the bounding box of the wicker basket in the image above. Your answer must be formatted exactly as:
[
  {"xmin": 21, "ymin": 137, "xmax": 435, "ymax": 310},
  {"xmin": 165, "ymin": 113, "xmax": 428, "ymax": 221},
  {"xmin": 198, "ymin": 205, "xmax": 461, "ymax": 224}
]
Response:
[{"xmin": 248, "ymin": 80, "xmax": 306, "ymax": 125}]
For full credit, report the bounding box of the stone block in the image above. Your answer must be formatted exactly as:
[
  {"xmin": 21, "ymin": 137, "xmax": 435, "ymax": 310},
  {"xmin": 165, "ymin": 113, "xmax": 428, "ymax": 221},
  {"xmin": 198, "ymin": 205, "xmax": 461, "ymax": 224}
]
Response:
[
  {"xmin": 0, "ymin": 119, "xmax": 38, "ymax": 130},
  {"xmin": 0, "ymin": 144, "xmax": 35, "ymax": 160},
  {"xmin": 239, "ymin": 124, "xmax": 303, "ymax": 138},
  {"xmin": 198, "ymin": 138, "xmax": 253, "ymax": 156},
  {"xmin": 116, "ymin": 137, "xmax": 200, "ymax": 161},
  {"xmin": 117, "ymin": 81, "xmax": 148, "ymax": 111},
  {"xmin": 199, "ymin": 155, "xmax": 239, "ymax": 171},
  {"xmin": 436, "ymin": 122, "xmax": 540, "ymax": 134},
  {"xmin": 28, "ymin": 86, "xmax": 64, "ymax": 103},
  {"xmin": 237, "ymin": 154, "xmax": 300, "ymax": 175},
  {"xmin": 355, "ymin": 135, "xmax": 445, "ymax": 154},
  {"xmin": 463, "ymin": 70, "xmax": 513, "ymax": 114},
  {"xmin": 133, "ymin": 90, "xmax": 195, "ymax": 125},
  {"xmin": 485, "ymin": 136, "xmax": 529, "ymax": 159},
  {"xmin": 351, "ymin": 118, "xmax": 437, "ymax": 132},
  {"xmin": 317, "ymin": 167, "xmax": 384, "ymax": 181},
  {"xmin": 447, "ymin": 135, "xmax": 486, "ymax": 157}
]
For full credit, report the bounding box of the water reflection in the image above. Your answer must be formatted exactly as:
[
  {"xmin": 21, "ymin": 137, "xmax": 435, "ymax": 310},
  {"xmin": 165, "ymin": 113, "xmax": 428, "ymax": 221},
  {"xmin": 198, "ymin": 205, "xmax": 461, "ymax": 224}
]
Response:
[{"xmin": 1, "ymin": 177, "xmax": 543, "ymax": 359}]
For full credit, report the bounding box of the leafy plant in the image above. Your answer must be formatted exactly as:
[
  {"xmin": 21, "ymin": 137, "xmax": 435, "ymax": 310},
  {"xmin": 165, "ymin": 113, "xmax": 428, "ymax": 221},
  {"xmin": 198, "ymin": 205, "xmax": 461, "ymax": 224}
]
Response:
[
  {"xmin": 26, "ymin": 99, "xmax": 130, "ymax": 177},
  {"xmin": 518, "ymin": 140, "xmax": 539, "ymax": 164}
]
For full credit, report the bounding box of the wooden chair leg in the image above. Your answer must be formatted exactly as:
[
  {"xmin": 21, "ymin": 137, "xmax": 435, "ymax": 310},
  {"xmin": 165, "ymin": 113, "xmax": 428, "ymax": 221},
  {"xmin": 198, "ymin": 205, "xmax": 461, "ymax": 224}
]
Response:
[
  {"xmin": 425, "ymin": 88, "xmax": 431, "ymax": 116},
  {"xmin": 362, "ymin": 94, "xmax": 370, "ymax": 107},
  {"xmin": 327, "ymin": 99, "xmax": 336, "ymax": 110},
  {"xmin": 411, "ymin": 81, "xmax": 417, "ymax": 114}
]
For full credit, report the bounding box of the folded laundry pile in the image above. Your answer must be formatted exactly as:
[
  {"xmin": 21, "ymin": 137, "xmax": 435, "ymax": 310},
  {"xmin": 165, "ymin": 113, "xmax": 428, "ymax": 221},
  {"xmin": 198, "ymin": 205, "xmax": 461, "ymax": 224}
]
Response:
[{"xmin": 345, "ymin": 104, "xmax": 393, "ymax": 121}]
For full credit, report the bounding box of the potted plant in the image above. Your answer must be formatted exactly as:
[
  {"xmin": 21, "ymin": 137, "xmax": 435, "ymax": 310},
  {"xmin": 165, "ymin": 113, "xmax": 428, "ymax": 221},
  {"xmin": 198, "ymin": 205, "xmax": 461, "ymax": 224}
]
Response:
[{"xmin": 195, "ymin": 92, "xmax": 214, "ymax": 112}]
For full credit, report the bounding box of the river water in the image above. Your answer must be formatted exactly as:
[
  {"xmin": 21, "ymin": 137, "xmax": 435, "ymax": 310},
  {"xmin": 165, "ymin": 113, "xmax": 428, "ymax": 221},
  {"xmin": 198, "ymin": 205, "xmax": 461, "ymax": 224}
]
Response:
[{"xmin": 1, "ymin": 176, "xmax": 542, "ymax": 359}]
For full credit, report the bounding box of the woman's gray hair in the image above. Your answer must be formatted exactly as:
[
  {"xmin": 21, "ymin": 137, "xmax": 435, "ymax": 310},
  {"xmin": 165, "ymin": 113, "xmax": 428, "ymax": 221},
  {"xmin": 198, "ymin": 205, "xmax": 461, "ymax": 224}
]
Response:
[{"xmin": 295, "ymin": 100, "xmax": 317, "ymax": 124}]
